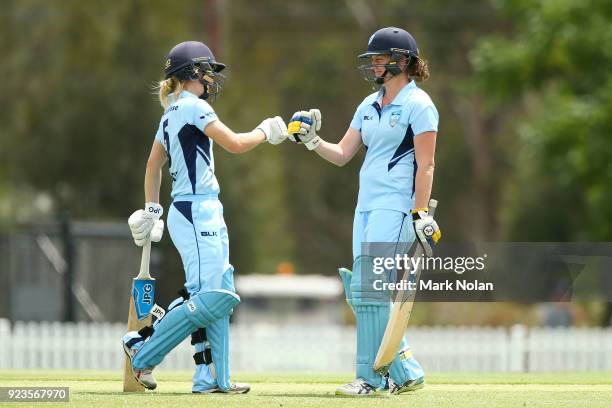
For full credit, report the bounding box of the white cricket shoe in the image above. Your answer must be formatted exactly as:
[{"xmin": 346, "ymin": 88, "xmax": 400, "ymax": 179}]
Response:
[
  {"xmin": 214, "ymin": 382, "xmax": 251, "ymax": 394},
  {"xmin": 389, "ymin": 376, "xmax": 425, "ymax": 395},
  {"xmin": 193, "ymin": 382, "xmax": 251, "ymax": 394},
  {"xmin": 122, "ymin": 331, "xmax": 157, "ymax": 390},
  {"xmin": 335, "ymin": 378, "xmax": 378, "ymax": 396}
]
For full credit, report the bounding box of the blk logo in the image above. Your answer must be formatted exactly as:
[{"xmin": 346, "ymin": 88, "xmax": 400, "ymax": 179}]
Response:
[{"xmin": 201, "ymin": 231, "xmax": 218, "ymax": 237}]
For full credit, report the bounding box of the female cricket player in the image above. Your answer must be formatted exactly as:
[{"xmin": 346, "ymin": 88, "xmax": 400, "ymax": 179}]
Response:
[
  {"xmin": 122, "ymin": 41, "xmax": 288, "ymax": 393},
  {"xmin": 289, "ymin": 27, "xmax": 441, "ymax": 395}
]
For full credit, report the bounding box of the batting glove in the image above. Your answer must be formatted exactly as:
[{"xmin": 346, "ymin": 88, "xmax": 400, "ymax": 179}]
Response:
[
  {"xmin": 412, "ymin": 207, "xmax": 441, "ymax": 257},
  {"xmin": 288, "ymin": 109, "xmax": 322, "ymax": 150},
  {"xmin": 128, "ymin": 202, "xmax": 164, "ymax": 246},
  {"xmin": 257, "ymin": 116, "xmax": 288, "ymax": 145}
]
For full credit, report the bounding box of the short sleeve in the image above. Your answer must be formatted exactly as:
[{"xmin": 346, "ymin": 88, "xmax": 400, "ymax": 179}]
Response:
[
  {"xmin": 349, "ymin": 105, "xmax": 363, "ymax": 131},
  {"xmin": 154, "ymin": 122, "xmax": 164, "ymax": 145},
  {"xmin": 193, "ymin": 99, "xmax": 218, "ymax": 132},
  {"xmin": 411, "ymin": 102, "xmax": 439, "ymax": 136}
]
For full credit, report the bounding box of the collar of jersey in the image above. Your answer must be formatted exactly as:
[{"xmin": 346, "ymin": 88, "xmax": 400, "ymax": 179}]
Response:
[
  {"xmin": 376, "ymin": 80, "xmax": 417, "ymax": 106},
  {"xmin": 179, "ymin": 90, "xmax": 199, "ymax": 99}
]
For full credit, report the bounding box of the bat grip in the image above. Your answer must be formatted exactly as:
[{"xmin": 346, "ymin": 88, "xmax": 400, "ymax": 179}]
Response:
[
  {"xmin": 137, "ymin": 240, "xmax": 152, "ymax": 279},
  {"xmin": 428, "ymin": 198, "xmax": 438, "ymax": 217}
]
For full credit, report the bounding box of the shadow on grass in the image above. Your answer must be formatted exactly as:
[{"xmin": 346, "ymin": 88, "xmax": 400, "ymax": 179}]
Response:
[
  {"xmin": 78, "ymin": 391, "xmax": 375, "ymax": 399},
  {"xmin": 78, "ymin": 391, "xmax": 209, "ymax": 396},
  {"xmin": 257, "ymin": 393, "xmax": 390, "ymax": 399}
]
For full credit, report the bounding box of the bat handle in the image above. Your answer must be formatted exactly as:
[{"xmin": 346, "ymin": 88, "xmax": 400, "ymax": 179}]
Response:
[
  {"xmin": 137, "ymin": 240, "xmax": 152, "ymax": 279},
  {"xmin": 428, "ymin": 198, "xmax": 438, "ymax": 217}
]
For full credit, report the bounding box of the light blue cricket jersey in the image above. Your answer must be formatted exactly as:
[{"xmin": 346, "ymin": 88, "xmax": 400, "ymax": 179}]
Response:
[
  {"xmin": 349, "ymin": 80, "xmax": 439, "ymax": 214},
  {"xmin": 154, "ymin": 90, "xmax": 220, "ymax": 198}
]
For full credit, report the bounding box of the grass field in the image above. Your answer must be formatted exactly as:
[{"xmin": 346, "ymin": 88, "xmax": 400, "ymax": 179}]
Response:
[{"xmin": 1, "ymin": 371, "xmax": 611, "ymax": 407}]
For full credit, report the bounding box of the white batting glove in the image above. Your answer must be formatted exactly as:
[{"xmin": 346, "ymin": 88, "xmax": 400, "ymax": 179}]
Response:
[
  {"xmin": 150, "ymin": 219, "xmax": 164, "ymax": 242},
  {"xmin": 288, "ymin": 109, "xmax": 322, "ymax": 150},
  {"xmin": 257, "ymin": 116, "xmax": 288, "ymax": 145},
  {"xmin": 128, "ymin": 202, "xmax": 164, "ymax": 246},
  {"xmin": 411, "ymin": 208, "xmax": 441, "ymax": 257}
]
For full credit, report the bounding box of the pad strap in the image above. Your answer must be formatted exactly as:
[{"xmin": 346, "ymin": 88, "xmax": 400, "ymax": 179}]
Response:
[
  {"xmin": 137, "ymin": 325, "xmax": 154, "ymax": 339},
  {"xmin": 191, "ymin": 328, "xmax": 207, "ymax": 345},
  {"xmin": 178, "ymin": 287, "xmax": 190, "ymax": 300},
  {"xmin": 193, "ymin": 349, "xmax": 213, "ymax": 365}
]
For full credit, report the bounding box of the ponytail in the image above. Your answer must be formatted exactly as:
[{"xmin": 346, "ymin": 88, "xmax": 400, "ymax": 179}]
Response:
[
  {"xmin": 156, "ymin": 77, "xmax": 186, "ymax": 109},
  {"xmin": 408, "ymin": 57, "xmax": 430, "ymax": 82}
]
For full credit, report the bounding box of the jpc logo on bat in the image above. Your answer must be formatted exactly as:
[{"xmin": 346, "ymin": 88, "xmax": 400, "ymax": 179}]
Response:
[{"xmin": 132, "ymin": 279, "xmax": 156, "ymax": 321}]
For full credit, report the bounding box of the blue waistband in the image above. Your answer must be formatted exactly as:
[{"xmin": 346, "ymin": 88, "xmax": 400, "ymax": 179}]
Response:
[{"xmin": 172, "ymin": 194, "xmax": 218, "ymax": 202}]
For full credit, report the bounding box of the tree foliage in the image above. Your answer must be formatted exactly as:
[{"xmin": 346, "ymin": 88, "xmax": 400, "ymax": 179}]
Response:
[{"xmin": 472, "ymin": 0, "xmax": 612, "ymax": 240}]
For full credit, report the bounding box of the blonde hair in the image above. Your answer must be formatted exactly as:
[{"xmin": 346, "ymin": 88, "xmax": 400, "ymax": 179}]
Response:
[
  {"xmin": 407, "ymin": 57, "xmax": 430, "ymax": 82},
  {"xmin": 157, "ymin": 77, "xmax": 186, "ymax": 109}
]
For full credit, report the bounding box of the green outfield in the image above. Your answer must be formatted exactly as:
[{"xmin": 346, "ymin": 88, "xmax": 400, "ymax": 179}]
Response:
[{"xmin": 1, "ymin": 371, "xmax": 611, "ymax": 407}]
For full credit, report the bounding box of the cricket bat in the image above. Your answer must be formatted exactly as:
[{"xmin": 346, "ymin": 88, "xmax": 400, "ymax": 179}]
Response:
[
  {"xmin": 123, "ymin": 240, "xmax": 156, "ymax": 392},
  {"xmin": 373, "ymin": 199, "xmax": 438, "ymax": 375}
]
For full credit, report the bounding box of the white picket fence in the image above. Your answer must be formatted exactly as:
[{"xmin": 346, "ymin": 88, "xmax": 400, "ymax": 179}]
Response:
[{"xmin": 0, "ymin": 319, "xmax": 611, "ymax": 372}]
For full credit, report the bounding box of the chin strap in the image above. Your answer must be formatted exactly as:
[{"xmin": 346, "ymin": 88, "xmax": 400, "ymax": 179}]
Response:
[
  {"xmin": 199, "ymin": 85, "xmax": 210, "ymax": 100},
  {"xmin": 198, "ymin": 74, "xmax": 213, "ymax": 100},
  {"xmin": 375, "ymin": 69, "xmax": 392, "ymax": 84}
]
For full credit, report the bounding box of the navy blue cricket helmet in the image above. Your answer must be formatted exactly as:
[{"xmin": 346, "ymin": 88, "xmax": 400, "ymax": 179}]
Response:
[
  {"xmin": 358, "ymin": 27, "xmax": 419, "ymax": 85},
  {"xmin": 164, "ymin": 41, "xmax": 226, "ymax": 100}
]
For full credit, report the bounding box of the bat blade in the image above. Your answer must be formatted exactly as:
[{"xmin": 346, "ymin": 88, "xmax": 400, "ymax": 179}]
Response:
[
  {"xmin": 373, "ymin": 248, "xmax": 422, "ymax": 375},
  {"xmin": 123, "ymin": 242, "xmax": 155, "ymax": 392},
  {"xmin": 122, "ymin": 295, "xmax": 152, "ymax": 392},
  {"xmin": 373, "ymin": 199, "xmax": 438, "ymax": 375}
]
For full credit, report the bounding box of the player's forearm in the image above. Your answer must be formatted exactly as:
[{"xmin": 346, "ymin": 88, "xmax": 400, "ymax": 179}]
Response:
[
  {"xmin": 314, "ymin": 140, "xmax": 350, "ymax": 167},
  {"xmin": 413, "ymin": 161, "xmax": 435, "ymax": 209},
  {"xmin": 227, "ymin": 130, "xmax": 266, "ymax": 154},
  {"xmin": 144, "ymin": 165, "xmax": 162, "ymax": 203}
]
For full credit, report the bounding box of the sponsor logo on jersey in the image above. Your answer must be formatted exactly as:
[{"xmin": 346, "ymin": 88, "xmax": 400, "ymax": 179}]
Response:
[
  {"xmin": 390, "ymin": 111, "xmax": 401, "ymax": 127},
  {"xmin": 201, "ymin": 231, "xmax": 218, "ymax": 237}
]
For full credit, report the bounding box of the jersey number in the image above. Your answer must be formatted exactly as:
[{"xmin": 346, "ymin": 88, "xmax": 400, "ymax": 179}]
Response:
[{"xmin": 162, "ymin": 119, "xmax": 172, "ymax": 168}]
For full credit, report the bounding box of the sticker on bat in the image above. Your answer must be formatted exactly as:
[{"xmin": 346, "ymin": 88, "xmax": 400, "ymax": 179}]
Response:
[
  {"xmin": 132, "ymin": 279, "xmax": 156, "ymax": 320},
  {"xmin": 151, "ymin": 303, "xmax": 166, "ymax": 321}
]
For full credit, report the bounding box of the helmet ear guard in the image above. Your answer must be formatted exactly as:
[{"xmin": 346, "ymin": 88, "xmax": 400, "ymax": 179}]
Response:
[{"xmin": 197, "ymin": 68, "xmax": 226, "ymax": 101}]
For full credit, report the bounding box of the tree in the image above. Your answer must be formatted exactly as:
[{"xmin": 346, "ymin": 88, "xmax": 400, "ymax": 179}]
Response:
[{"xmin": 471, "ymin": 0, "xmax": 612, "ymax": 240}]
